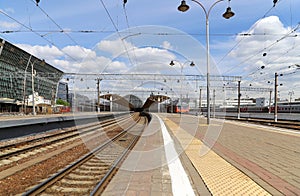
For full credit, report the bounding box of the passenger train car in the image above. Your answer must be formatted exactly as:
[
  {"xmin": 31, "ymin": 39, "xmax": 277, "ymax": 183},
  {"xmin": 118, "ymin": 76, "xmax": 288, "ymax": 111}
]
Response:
[
  {"xmin": 53, "ymin": 105, "xmax": 71, "ymax": 113},
  {"xmin": 166, "ymin": 103, "xmax": 190, "ymax": 113},
  {"xmin": 221, "ymin": 102, "xmax": 300, "ymax": 113},
  {"xmin": 270, "ymin": 104, "xmax": 300, "ymax": 113}
]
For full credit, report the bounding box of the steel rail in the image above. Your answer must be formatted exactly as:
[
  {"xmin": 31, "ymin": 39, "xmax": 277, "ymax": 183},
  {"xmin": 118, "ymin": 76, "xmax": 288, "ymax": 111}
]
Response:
[
  {"xmin": 23, "ymin": 116, "xmax": 146, "ymax": 195},
  {"xmin": 0, "ymin": 114, "xmax": 132, "ymax": 160},
  {"xmin": 90, "ymin": 117, "xmax": 147, "ymax": 195}
]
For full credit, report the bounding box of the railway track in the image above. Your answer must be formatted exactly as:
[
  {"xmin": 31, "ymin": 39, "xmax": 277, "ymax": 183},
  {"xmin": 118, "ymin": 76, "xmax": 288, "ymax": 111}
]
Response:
[
  {"xmin": 0, "ymin": 113, "xmax": 138, "ymax": 167},
  {"xmin": 23, "ymin": 116, "xmax": 147, "ymax": 195}
]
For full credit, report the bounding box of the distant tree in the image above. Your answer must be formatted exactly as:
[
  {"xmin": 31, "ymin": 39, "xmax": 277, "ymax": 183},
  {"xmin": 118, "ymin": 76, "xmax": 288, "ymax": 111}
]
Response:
[{"xmin": 56, "ymin": 98, "xmax": 70, "ymax": 106}]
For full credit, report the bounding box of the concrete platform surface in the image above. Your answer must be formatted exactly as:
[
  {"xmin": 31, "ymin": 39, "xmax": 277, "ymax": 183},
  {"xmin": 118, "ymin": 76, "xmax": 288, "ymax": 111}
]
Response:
[{"xmin": 102, "ymin": 113, "xmax": 297, "ymax": 195}]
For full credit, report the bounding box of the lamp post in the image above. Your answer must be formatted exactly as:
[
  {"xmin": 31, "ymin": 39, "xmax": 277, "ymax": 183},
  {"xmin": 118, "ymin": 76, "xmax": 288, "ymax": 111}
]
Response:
[
  {"xmin": 177, "ymin": 0, "xmax": 235, "ymax": 124},
  {"xmin": 23, "ymin": 55, "xmax": 32, "ymax": 114},
  {"xmin": 23, "ymin": 56, "xmax": 40, "ymax": 115},
  {"xmin": 32, "ymin": 61, "xmax": 36, "ymax": 115},
  {"xmin": 169, "ymin": 60, "xmax": 195, "ymax": 116}
]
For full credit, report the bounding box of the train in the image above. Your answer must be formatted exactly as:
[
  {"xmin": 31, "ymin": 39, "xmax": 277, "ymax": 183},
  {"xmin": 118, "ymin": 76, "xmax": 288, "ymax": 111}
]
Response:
[
  {"xmin": 218, "ymin": 103, "xmax": 300, "ymax": 113},
  {"xmin": 53, "ymin": 105, "xmax": 71, "ymax": 113},
  {"xmin": 168, "ymin": 101, "xmax": 300, "ymax": 114},
  {"xmin": 166, "ymin": 103, "xmax": 190, "ymax": 113}
]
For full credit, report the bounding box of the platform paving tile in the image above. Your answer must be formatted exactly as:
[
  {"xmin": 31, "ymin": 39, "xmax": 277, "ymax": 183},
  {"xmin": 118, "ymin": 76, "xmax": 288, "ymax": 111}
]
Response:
[
  {"xmin": 102, "ymin": 117, "xmax": 177, "ymax": 196},
  {"xmin": 164, "ymin": 117, "xmax": 271, "ymax": 196},
  {"xmin": 166, "ymin": 115, "xmax": 300, "ymax": 195}
]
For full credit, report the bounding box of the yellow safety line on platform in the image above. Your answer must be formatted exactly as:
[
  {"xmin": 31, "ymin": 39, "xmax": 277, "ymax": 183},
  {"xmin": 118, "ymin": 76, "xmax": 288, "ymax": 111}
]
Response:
[{"xmin": 164, "ymin": 118, "xmax": 271, "ymax": 196}]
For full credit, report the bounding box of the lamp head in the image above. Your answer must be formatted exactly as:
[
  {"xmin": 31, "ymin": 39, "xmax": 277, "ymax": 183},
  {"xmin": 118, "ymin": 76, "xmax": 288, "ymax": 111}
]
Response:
[
  {"xmin": 178, "ymin": 0, "xmax": 189, "ymax": 12},
  {"xmin": 223, "ymin": 7, "xmax": 235, "ymax": 19}
]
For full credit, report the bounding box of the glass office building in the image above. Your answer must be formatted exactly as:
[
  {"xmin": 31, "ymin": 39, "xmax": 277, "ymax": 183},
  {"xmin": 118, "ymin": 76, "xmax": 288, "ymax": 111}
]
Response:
[{"xmin": 0, "ymin": 38, "xmax": 63, "ymax": 113}]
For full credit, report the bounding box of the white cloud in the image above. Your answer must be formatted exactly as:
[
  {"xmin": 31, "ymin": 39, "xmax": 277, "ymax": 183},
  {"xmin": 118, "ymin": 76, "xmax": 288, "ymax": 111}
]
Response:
[
  {"xmin": 0, "ymin": 8, "xmax": 15, "ymax": 14},
  {"xmin": 15, "ymin": 44, "xmax": 118, "ymax": 73},
  {"xmin": 132, "ymin": 46, "xmax": 175, "ymax": 62},
  {"xmin": 96, "ymin": 39, "xmax": 176, "ymax": 72},
  {"xmin": 105, "ymin": 61, "xmax": 128, "ymax": 73},
  {"xmin": 161, "ymin": 41, "xmax": 173, "ymax": 50},
  {"xmin": 228, "ymin": 16, "xmax": 300, "ymax": 100},
  {"xmin": 62, "ymin": 45, "xmax": 97, "ymax": 61},
  {"xmin": 4, "ymin": 8, "xmax": 14, "ymax": 14},
  {"xmin": 51, "ymin": 59, "xmax": 74, "ymax": 72},
  {"xmin": 97, "ymin": 39, "xmax": 136, "ymax": 58},
  {"xmin": 0, "ymin": 21, "xmax": 20, "ymax": 29},
  {"xmin": 16, "ymin": 44, "xmax": 63, "ymax": 60}
]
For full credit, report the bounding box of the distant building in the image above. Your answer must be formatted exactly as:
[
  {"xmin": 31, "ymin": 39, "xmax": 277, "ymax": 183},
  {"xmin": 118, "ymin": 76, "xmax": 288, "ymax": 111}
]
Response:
[
  {"xmin": 0, "ymin": 38, "xmax": 63, "ymax": 113},
  {"xmin": 57, "ymin": 82, "xmax": 69, "ymax": 103},
  {"xmin": 255, "ymin": 97, "xmax": 269, "ymax": 107},
  {"xmin": 68, "ymin": 93, "xmax": 94, "ymax": 112}
]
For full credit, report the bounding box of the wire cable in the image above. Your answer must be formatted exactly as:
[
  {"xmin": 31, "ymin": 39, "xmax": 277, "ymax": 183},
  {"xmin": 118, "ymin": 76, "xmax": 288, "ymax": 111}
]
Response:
[
  {"xmin": 99, "ymin": 0, "xmax": 135, "ymax": 69},
  {"xmin": 29, "ymin": 0, "xmax": 81, "ymax": 47},
  {"xmin": 220, "ymin": 0, "xmax": 285, "ymax": 74},
  {"xmin": 0, "ymin": 9, "xmax": 78, "ymax": 62}
]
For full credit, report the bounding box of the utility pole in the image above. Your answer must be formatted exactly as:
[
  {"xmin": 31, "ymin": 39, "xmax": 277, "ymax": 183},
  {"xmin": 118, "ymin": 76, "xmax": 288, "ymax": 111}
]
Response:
[
  {"xmin": 288, "ymin": 91, "xmax": 294, "ymax": 103},
  {"xmin": 199, "ymin": 88, "xmax": 202, "ymax": 114},
  {"xmin": 66, "ymin": 83, "xmax": 69, "ymax": 105},
  {"xmin": 237, "ymin": 80, "xmax": 241, "ymax": 119},
  {"xmin": 269, "ymin": 90, "xmax": 272, "ymax": 113},
  {"xmin": 213, "ymin": 89, "xmax": 216, "ymax": 118},
  {"xmin": 274, "ymin": 73, "xmax": 282, "ymax": 122},
  {"xmin": 96, "ymin": 78, "xmax": 102, "ymax": 112},
  {"xmin": 110, "ymin": 95, "xmax": 113, "ymax": 112}
]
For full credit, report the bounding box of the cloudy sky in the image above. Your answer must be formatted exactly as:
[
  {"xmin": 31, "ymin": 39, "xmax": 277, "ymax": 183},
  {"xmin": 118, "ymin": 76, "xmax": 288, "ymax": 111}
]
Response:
[{"xmin": 0, "ymin": 0, "xmax": 299, "ymax": 101}]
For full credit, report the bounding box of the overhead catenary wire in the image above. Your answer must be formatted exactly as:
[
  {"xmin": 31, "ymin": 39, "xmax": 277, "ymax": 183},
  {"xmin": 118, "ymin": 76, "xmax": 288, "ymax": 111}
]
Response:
[
  {"xmin": 0, "ymin": 8, "xmax": 79, "ymax": 63},
  {"xmin": 240, "ymin": 23, "xmax": 300, "ymax": 81},
  {"xmin": 29, "ymin": 0, "xmax": 81, "ymax": 47},
  {"xmin": 99, "ymin": 0, "xmax": 135, "ymax": 69},
  {"xmin": 122, "ymin": 0, "xmax": 139, "ymax": 68},
  {"xmin": 2, "ymin": 28, "xmax": 300, "ymax": 38},
  {"xmin": 231, "ymin": 22, "xmax": 300, "ymax": 79},
  {"xmin": 220, "ymin": 0, "xmax": 285, "ymax": 74}
]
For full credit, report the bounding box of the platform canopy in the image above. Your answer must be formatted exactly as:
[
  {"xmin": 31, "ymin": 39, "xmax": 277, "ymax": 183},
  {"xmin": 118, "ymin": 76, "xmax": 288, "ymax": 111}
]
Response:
[{"xmin": 142, "ymin": 95, "xmax": 170, "ymax": 109}]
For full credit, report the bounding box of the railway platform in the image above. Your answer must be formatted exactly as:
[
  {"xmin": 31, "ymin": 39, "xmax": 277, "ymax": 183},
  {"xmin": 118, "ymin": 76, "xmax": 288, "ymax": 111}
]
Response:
[
  {"xmin": 0, "ymin": 112, "xmax": 127, "ymax": 140},
  {"xmin": 0, "ymin": 112, "xmax": 123, "ymax": 128},
  {"xmin": 102, "ymin": 113, "xmax": 300, "ymax": 196},
  {"xmin": 0, "ymin": 112, "xmax": 299, "ymax": 195}
]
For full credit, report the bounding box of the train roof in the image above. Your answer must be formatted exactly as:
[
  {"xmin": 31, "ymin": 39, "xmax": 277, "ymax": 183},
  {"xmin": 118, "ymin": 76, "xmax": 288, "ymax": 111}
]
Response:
[{"xmin": 277, "ymin": 101, "xmax": 300, "ymax": 106}]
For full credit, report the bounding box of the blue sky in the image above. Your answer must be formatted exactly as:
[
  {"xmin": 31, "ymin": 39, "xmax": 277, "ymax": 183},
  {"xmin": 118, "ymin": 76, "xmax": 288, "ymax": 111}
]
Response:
[{"xmin": 0, "ymin": 0, "xmax": 300, "ymax": 101}]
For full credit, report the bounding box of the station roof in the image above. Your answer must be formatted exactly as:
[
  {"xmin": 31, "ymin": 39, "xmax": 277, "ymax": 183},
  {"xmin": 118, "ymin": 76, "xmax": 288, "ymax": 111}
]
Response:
[{"xmin": 142, "ymin": 95, "xmax": 170, "ymax": 109}]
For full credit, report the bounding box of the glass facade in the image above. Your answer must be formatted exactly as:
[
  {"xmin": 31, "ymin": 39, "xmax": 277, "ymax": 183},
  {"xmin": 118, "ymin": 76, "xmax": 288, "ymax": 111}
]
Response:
[
  {"xmin": 57, "ymin": 82, "xmax": 69, "ymax": 102},
  {"xmin": 0, "ymin": 38, "xmax": 63, "ymax": 111}
]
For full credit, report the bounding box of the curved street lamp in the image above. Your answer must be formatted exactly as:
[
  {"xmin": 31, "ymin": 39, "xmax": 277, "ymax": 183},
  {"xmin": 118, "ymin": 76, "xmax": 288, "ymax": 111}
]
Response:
[
  {"xmin": 177, "ymin": 0, "xmax": 235, "ymax": 124},
  {"xmin": 169, "ymin": 60, "xmax": 195, "ymax": 115},
  {"xmin": 22, "ymin": 57, "xmax": 45, "ymax": 115}
]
